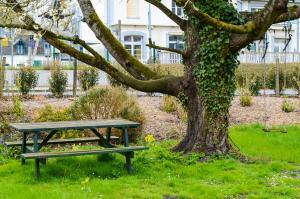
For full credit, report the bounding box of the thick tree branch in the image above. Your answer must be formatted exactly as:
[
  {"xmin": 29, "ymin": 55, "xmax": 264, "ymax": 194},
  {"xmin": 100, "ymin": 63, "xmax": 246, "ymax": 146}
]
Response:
[
  {"xmin": 230, "ymin": 0, "xmax": 290, "ymax": 52},
  {"xmin": 78, "ymin": 0, "xmax": 159, "ymax": 80},
  {"xmin": 3, "ymin": 0, "xmax": 184, "ymax": 96},
  {"xmin": 45, "ymin": 33, "xmax": 184, "ymax": 96},
  {"xmin": 0, "ymin": 21, "xmax": 101, "ymax": 59},
  {"xmin": 175, "ymin": 0, "xmax": 256, "ymax": 34},
  {"xmin": 146, "ymin": 38, "xmax": 185, "ymax": 56},
  {"xmin": 274, "ymin": 5, "xmax": 300, "ymax": 23},
  {"xmin": 144, "ymin": 0, "xmax": 187, "ymax": 30}
]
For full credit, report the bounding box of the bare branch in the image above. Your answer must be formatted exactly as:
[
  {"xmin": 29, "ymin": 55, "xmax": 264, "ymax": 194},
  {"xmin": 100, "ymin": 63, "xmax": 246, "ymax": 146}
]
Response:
[
  {"xmin": 145, "ymin": 0, "xmax": 187, "ymax": 30},
  {"xmin": 147, "ymin": 38, "xmax": 185, "ymax": 55},
  {"xmin": 55, "ymin": 34, "xmax": 102, "ymax": 59}
]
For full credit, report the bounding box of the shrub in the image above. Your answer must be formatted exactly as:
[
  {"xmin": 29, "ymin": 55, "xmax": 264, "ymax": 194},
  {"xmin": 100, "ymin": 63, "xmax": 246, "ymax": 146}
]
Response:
[
  {"xmin": 49, "ymin": 66, "xmax": 68, "ymax": 97},
  {"xmin": 239, "ymin": 95, "xmax": 252, "ymax": 107},
  {"xmin": 249, "ymin": 75, "xmax": 264, "ymax": 96},
  {"xmin": 151, "ymin": 64, "xmax": 184, "ymax": 76},
  {"xmin": 281, "ymin": 98, "xmax": 294, "ymax": 113},
  {"xmin": 235, "ymin": 71, "xmax": 263, "ymax": 96},
  {"xmin": 237, "ymin": 85, "xmax": 253, "ymax": 107},
  {"xmin": 78, "ymin": 67, "xmax": 99, "ymax": 91},
  {"xmin": 16, "ymin": 67, "xmax": 38, "ymax": 95},
  {"xmin": 160, "ymin": 96, "xmax": 178, "ymax": 113},
  {"xmin": 70, "ymin": 86, "xmax": 144, "ymax": 141},
  {"xmin": 33, "ymin": 104, "xmax": 84, "ymax": 138},
  {"xmin": 290, "ymin": 67, "xmax": 300, "ymax": 95},
  {"xmin": 160, "ymin": 95, "xmax": 187, "ymax": 122},
  {"xmin": 33, "ymin": 104, "xmax": 71, "ymax": 122},
  {"xmin": 236, "ymin": 64, "xmax": 300, "ymax": 94},
  {"xmin": 267, "ymin": 68, "xmax": 285, "ymax": 91},
  {"xmin": 11, "ymin": 96, "xmax": 25, "ymax": 120},
  {"xmin": 0, "ymin": 113, "xmax": 9, "ymax": 135}
]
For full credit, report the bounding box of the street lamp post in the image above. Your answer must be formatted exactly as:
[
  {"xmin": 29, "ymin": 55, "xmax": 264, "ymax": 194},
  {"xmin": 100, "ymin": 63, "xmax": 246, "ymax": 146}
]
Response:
[
  {"xmin": 148, "ymin": 4, "xmax": 153, "ymax": 63},
  {"xmin": 0, "ymin": 29, "xmax": 5, "ymax": 97},
  {"xmin": 73, "ymin": 9, "xmax": 81, "ymax": 97}
]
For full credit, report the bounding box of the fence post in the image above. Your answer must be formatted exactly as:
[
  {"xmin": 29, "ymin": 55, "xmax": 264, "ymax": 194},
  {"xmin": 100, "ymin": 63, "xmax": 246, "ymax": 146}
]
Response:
[{"xmin": 275, "ymin": 58, "xmax": 280, "ymax": 96}]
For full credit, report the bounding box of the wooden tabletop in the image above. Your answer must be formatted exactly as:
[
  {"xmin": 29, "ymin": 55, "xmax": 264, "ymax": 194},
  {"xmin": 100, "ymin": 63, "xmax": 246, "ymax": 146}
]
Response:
[{"xmin": 9, "ymin": 119, "xmax": 140, "ymax": 132}]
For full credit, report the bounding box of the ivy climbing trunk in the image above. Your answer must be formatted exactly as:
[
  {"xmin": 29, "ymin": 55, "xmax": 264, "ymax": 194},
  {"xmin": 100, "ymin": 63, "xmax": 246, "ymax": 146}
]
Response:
[
  {"xmin": 174, "ymin": 78, "xmax": 231, "ymax": 154},
  {"xmin": 173, "ymin": 1, "xmax": 241, "ymax": 154}
]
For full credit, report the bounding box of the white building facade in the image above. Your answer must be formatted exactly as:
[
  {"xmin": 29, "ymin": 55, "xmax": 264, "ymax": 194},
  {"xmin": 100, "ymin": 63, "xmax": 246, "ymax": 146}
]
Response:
[
  {"xmin": 80, "ymin": 0, "xmax": 300, "ymax": 64},
  {"xmin": 2, "ymin": 0, "xmax": 300, "ymax": 66},
  {"xmin": 80, "ymin": 0, "xmax": 184, "ymax": 64}
]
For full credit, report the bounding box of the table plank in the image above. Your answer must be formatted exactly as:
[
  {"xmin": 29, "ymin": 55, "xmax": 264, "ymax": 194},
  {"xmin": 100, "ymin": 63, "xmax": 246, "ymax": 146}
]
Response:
[{"xmin": 9, "ymin": 119, "xmax": 139, "ymax": 132}]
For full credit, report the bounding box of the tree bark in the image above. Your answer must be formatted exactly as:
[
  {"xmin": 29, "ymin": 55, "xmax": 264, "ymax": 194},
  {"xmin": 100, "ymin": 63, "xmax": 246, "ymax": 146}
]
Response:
[{"xmin": 173, "ymin": 80, "xmax": 231, "ymax": 155}]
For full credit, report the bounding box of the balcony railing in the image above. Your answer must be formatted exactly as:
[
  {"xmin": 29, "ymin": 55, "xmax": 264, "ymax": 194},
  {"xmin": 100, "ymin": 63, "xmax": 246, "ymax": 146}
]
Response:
[
  {"xmin": 238, "ymin": 52, "xmax": 300, "ymax": 64},
  {"xmin": 155, "ymin": 51, "xmax": 300, "ymax": 64},
  {"xmin": 155, "ymin": 51, "xmax": 182, "ymax": 64}
]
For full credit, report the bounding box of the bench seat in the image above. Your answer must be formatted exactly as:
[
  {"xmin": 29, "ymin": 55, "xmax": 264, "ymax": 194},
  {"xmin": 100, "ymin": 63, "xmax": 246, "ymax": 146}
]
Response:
[
  {"xmin": 21, "ymin": 146, "xmax": 149, "ymax": 178},
  {"xmin": 5, "ymin": 136, "xmax": 119, "ymax": 147},
  {"xmin": 21, "ymin": 146, "xmax": 148, "ymax": 159}
]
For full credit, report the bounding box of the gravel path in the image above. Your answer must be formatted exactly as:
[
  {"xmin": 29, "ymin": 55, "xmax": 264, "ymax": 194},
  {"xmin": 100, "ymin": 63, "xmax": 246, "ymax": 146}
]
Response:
[
  {"xmin": 1, "ymin": 96, "xmax": 299, "ymax": 139},
  {"xmin": 230, "ymin": 96, "xmax": 300, "ymax": 125}
]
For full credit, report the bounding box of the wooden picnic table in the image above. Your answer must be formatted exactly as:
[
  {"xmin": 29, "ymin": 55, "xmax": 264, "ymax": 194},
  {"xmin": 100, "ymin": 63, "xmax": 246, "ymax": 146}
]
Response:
[{"xmin": 8, "ymin": 119, "xmax": 148, "ymax": 178}]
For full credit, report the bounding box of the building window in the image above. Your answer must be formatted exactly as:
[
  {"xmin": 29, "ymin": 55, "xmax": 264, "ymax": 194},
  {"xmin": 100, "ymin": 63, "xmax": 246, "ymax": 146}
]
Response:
[
  {"xmin": 16, "ymin": 41, "xmax": 25, "ymax": 55},
  {"xmin": 44, "ymin": 43, "xmax": 51, "ymax": 57},
  {"xmin": 126, "ymin": 0, "xmax": 139, "ymax": 18},
  {"xmin": 169, "ymin": 35, "xmax": 184, "ymax": 51},
  {"xmin": 250, "ymin": 7, "xmax": 262, "ymax": 12},
  {"xmin": 124, "ymin": 35, "xmax": 142, "ymax": 60},
  {"xmin": 274, "ymin": 38, "xmax": 288, "ymax": 52},
  {"xmin": 249, "ymin": 41, "xmax": 265, "ymax": 52},
  {"xmin": 249, "ymin": 42, "xmax": 257, "ymax": 52},
  {"xmin": 236, "ymin": 0, "xmax": 242, "ymax": 12},
  {"xmin": 172, "ymin": 0, "xmax": 183, "ymax": 17}
]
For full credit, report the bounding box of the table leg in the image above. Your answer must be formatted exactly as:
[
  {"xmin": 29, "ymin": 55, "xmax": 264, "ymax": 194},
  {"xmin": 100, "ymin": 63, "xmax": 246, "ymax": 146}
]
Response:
[
  {"xmin": 33, "ymin": 132, "xmax": 40, "ymax": 179},
  {"xmin": 38, "ymin": 130, "xmax": 57, "ymax": 166},
  {"xmin": 122, "ymin": 128, "xmax": 129, "ymax": 147},
  {"xmin": 21, "ymin": 132, "xmax": 27, "ymax": 165},
  {"xmin": 90, "ymin": 128, "xmax": 113, "ymax": 148},
  {"xmin": 125, "ymin": 154, "xmax": 132, "ymax": 173},
  {"xmin": 122, "ymin": 128, "xmax": 132, "ymax": 173},
  {"xmin": 38, "ymin": 130, "xmax": 57, "ymax": 150}
]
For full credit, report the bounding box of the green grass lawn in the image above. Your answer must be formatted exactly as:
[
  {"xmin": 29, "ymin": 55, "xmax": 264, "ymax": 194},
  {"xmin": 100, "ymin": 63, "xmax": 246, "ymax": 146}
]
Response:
[{"xmin": 0, "ymin": 124, "xmax": 299, "ymax": 199}]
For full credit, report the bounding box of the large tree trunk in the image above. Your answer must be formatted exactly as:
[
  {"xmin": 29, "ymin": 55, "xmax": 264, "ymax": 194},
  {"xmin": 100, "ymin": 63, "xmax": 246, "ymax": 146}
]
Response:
[{"xmin": 174, "ymin": 80, "xmax": 231, "ymax": 155}]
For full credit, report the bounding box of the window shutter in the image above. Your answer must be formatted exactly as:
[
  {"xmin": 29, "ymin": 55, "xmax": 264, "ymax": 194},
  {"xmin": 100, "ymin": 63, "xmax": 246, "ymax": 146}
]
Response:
[{"xmin": 127, "ymin": 0, "xmax": 139, "ymax": 18}]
